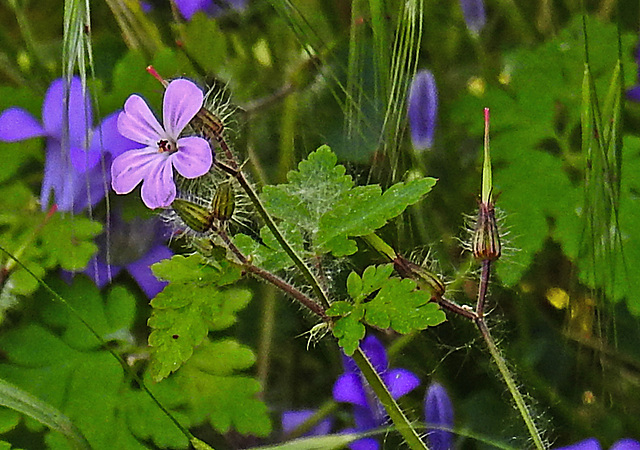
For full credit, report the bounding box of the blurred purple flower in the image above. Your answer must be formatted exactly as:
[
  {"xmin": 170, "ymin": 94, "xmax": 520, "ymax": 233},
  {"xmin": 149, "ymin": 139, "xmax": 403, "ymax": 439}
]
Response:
[
  {"xmin": 80, "ymin": 214, "xmax": 172, "ymax": 298},
  {"xmin": 407, "ymin": 70, "xmax": 438, "ymax": 151},
  {"xmin": 112, "ymin": 78, "xmax": 213, "ymax": 210},
  {"xmin": 333, "ymin": 335, "xmax": 420, "ymax": 450},
  {"xmin": 174, "ymin": 0, "xmax": 247, "ymax": 21},
  {"xmin": 139, "ymin": 0, "xmax": 153, "ymax": 13},
  {"xmin": 555, "ymin": 438, "xmax": 640, "ymax": 450},
  {"xmin": 0, "ymin": 77, "xmax": 133, "ymax": 212},
  {"xmin": 424, "ymin": 382, "xmax": 454, "ymax": 450},
  {"xmin": 626, "ymin": 45, "xmax": 640, "ymax": 102},
  {"xmin": 460, "ymin": 0, "xmax": 486, "ymax": 35},
  {"xmin": 281, "ymin": 410, "xmax": 334, "ymax": 437}
]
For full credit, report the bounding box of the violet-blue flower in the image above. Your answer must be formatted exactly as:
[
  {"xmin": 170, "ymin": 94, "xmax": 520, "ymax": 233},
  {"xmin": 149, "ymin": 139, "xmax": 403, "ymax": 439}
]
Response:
[
  {"xmin": 0, "ymin": 77, "xmax": 131, "ymax": 212},
  {"xmin": 333, "ymin": 334, "xmax": 420, "ymax": 450},
  {"xmin": 80, "ymin": 214, "xmax": 172, "ymax": 298},
  {"xmin": 281, "ymin": 410, "xmax": 334, "ymax": 437},
  {"xmin": 407, "ymin": 69, "xmax": 438, "ymax": 152},
  {"xmin": 112, "ymin": 78, "xmax": 213, "ymax": 210},
  {"xmin": 555, "ymin": 438, "xmax": 640, "ymax": 450},
  {"xmin": 626, "ymin": 45, "xmax": 640, "ymax": 102},
  {"xmin": 424, "ymin": 382, "xmax": 454, "ymax": 450},
  {"xmin": 174, "ymin": 0, "xmax": 247, "ymax": 21},
  {"xmin": 459, "ymin": 0, "xmax": 486, "ymax": 35}
]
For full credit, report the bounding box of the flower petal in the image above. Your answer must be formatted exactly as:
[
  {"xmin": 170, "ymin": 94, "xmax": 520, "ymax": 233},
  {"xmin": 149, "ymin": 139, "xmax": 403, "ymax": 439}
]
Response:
[
  {"xmin": 70, "ymin": 144, "xmax": 101, "ymax": 173},
  {"xmin": 383, "ymin": 368, "xmax": 420, "ymax": 399},
  {"xmin": 333, "ymin": 373, "xmax": 368, "ymax": 407},
  {"xmin": 349, "ymin": 437, "xmax": 380, "ymax": 450},
  {"xmin": 174, "ymin": 0, "xmax": 212, "ymax": 20},
  {"xmin": 172, "ymin": 136, "xmax": 213, "ymax": 178},
  {"xmin": 360, "ymin": 335, "xmax": 389, "ymax": 374},
  {"xmin": 407, "ymin": 70, "xmax": 438, "ymax": 151},
  {"xmin": 140, "ymin": 158, "xmax": 176, "ymax": 209},
  {"xmin": 91, "ymin": 111, "xmax": 144, "ymax": 160},
  {"xmin": 424, "ymin": 383, "xmax": 454, "ymax": 450},
  {"xmin": 117, "ymin": 95, "xmax": 165, "ymax": 145},
  {"xmin": 352, "ymin": 404, "xmax": 379, "ymax": 430},
  {"xmin": 0, "ymin": 108, "xmax": 45, "ymax": 142},
  {"xmin": 84, "ymin": 256, "xmax": 122, "ymax": 288},
  {"xmin": 42, "ymin": 77, "xmax": 92, "ymax": 145},
  {"xmin": 126, "ymin": 245, "xmax": 172, "ymax": 298},
  {"xmin": 627, "ymin": 86, "xmax": 640, "ymax": 102},
  {"xmin": 611, "ymin": 439, "xmax": 640, "ymax": 450},
  {"xmin": 460, "ymin": 0, "xmax": 486, "ymax": 35},
  {"xmin": 281, "ymin": 410, "xmax": 333, "ymax": 437},
  {"xmin": 163, "ymin": 79, "xmax": 204, "ymax": 139},
  {"xmin": 553, "ymin": 438, "xmax": 602, "ymax": 450},
  {"xmin": 111, "ymin": 147, "xmax": 166, "ymax": 195}
]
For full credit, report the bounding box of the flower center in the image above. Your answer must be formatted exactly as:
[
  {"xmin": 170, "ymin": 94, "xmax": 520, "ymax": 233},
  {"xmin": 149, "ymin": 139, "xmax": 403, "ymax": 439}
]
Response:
[{"xmin": 157, "ymin": 139, "xmax": 176, "ymax": 153}]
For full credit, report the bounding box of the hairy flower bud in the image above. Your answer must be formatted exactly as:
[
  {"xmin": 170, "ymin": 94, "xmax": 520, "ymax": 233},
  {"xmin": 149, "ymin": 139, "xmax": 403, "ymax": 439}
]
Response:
[
  {"xmin": 472, "ymin": 201, "xmax": 501, "ymax": 261},
  {"xmin": 171, "ymin": 198, "xmax": 214, "ymax": 233},
  {"xmin": 393, "ymin": 255, "xmax": 446, "ymax": 298},
  {"xmin": 212, "ymin": 181, "xmax": 235, "ymax": 222}
]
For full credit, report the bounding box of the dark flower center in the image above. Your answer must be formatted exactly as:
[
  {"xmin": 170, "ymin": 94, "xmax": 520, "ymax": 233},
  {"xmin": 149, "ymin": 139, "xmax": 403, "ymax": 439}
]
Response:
[{"xmin": 157, "ymin": 139, "xmax": 175, "ymax": 153}]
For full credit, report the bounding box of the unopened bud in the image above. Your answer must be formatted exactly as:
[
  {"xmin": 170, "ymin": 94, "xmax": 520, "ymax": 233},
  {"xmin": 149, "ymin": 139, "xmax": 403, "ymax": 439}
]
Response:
[
  {"xmin": 191, "ymin": 107, "xmax": 224, "ymax": 142},
  {"xmin": 211, "ymin": 181, "xmax": 235, "ymax": 222},
  {"xmin": 472, "ymin": 201, "xmax": 501, "ymax": 261},
  {"xmin": 394, "ymin": 255, "xmax": 446, "ymax": 298},
  {"xmin": 171, "ymin": 199, "xmax": 214, "ymax": 233}
]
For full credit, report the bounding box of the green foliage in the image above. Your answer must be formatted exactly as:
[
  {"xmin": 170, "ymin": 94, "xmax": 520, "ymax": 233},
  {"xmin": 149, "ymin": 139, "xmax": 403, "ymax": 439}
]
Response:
[
  {"xmin": 256, "ymin": 145, "xmax": 436, "ymax": 263},
  {"xmin": 0, "ymin": 278, "xmax": 189, "ymax": 449},
  {"xmin": 148, "ymin": 254, "xmax": 248, "ymax": 381},
  {"xmin": 328, "ymin": 264, "xmax": 446, "ymax": 355}
]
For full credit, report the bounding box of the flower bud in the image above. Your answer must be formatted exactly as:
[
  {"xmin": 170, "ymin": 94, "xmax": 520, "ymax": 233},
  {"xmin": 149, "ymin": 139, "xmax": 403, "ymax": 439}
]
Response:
[
  {"xmin": 171, "ymin": 198, "xmax": 214, "ymax": 233},
  {"xmin": 407, "ymin": 70, "xmax": 438, "ymax": 151},
  {"xmin": 211, "ymin": 181, "xmax": 235, "ymax": 222},
  {"xmin": 393, "ymin": 255, "xmax": 446, "ymax": 298},
  {"xmin": 472, "ymin": 201, "xmax": 501, "ymax": 261},
  {"xmin": 460, "ymin": 0, "xmax": 486, "ymax": 35}
]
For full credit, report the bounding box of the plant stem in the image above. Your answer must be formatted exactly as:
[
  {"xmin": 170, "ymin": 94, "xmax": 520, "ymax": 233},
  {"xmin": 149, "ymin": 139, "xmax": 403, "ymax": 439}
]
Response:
[
  {"xmin": 476, "ymin": 260, "xmax": 491, "ymax": 318},
  {"xmin": 351, "ymin": 347, "xmax": 430, "ymax": 450},
  {"xmin": 215, "ymin": 226, "xmax": 329, "ymax": 321},
  {"xmin": 216, "ymin": 160, "xmax": 332, "ymax": 311},
  {"xmin": 475, "ymin": 318, "xmax": 546, "ymax": 450}
]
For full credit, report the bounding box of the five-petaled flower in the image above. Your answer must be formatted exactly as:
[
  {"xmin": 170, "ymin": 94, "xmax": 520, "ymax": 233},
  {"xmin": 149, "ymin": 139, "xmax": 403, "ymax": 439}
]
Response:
[
  {"xmin": 407, "ymin": 69, "xmax": 438, "ymax": 152},
  {"xmin": 333, "ymin": 334, "xmax": 420, "ymax": 450},
  {"xmin": 0, "ymin": 77, "xmax": 132, "ymax": 212},
  {"xmin": 111, "ymin": 78, "xmax": 213, "ymax": 209}
]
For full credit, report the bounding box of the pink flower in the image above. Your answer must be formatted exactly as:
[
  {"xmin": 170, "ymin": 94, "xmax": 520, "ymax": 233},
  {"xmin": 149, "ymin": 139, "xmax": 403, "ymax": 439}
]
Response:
[{"xmin": 111, "ymin": 78, "xmax": 213, "ymax": 209}]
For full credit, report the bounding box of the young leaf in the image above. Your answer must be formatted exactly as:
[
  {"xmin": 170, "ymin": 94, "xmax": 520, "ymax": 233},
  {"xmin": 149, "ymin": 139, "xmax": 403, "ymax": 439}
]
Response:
[{"xmin": 148, "ymin": 254, "xmax": 247, "ymax": 381}]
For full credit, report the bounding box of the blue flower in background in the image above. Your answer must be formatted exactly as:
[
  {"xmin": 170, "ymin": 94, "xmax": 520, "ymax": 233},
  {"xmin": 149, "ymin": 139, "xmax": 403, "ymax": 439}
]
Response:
[
  {"xmin": 78, "ymin": 214, "xmax": 172, "ymax": 299},
  {"xmin": 424, "ymin": 382, "xmax": 454, "ymax": 450},
  {"xmin": 281, "ymin": 410, "xmax": 334, "ymax": 437},
  {"xmin": 627, "ymin": 45, "xmax": 640, "ymax": 102},
  {"xmin": 407, "ymin": 70, "xmax": 438, "ymax": 152},
  {"xmin": 555, "ymin": 438, "xmax": 640, "ymax": 450},
  {"xmin": 0, "ymin": 77, "xmax": 135, "ymax": 212},
  {"xmin": 333, "ymin": 334, "xmax": 420, "ymax": 450},
  {"xmin": 459, "ymin": 0, "xmax": 486, "ymax": 35},
  {"xmin": 174, "ymin": 0, "xmax": 247, "ymax": 21}
]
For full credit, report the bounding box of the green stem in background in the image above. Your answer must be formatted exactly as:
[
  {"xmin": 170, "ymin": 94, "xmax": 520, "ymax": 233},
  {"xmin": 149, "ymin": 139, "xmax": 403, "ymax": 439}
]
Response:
[
  {"xmin": 5, "ymin": 0, "xmax": 50, "ymax": 80},
  {"xmin": 351, "ymin": 347, "xmax": 430, "ymax": 450},
  {"xmin": 257, "ymin": 285, "xmax": 277, "ymax": 392},
  {"xmin": 475, "ymin": 318, "xmax": 546, "ymax": 450}
]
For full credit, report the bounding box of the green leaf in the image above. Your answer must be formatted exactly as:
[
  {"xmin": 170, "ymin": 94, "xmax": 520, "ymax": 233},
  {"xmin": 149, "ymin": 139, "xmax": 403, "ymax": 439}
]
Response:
[
  {"xmin": 365, "ymin": 278, "xmax": 446, "ymax": 333},
  {"xmin": 316, "ymin": 178, "xmax": 437, "ymax": 256},
  {"xmin": 331, "ymin": 308, "xmax": 366, "ymax": 356},
  {"xmin": 148, "ymin": 254, "xmax": 248, "ymax": 381},
  {"xmin": 40, "ymin": 214, "xmax": 101, "ymax": 271},
  {"xmin": 175, "ymin": 340, "xmax": 272, "ymax": 437},
  {"xmin": 262, "ymin": 145, "xmax": 354, "ymax": 232},
  {"xmin": 181, "ymin": 14, "xmax": 228, "ymax": 74}
]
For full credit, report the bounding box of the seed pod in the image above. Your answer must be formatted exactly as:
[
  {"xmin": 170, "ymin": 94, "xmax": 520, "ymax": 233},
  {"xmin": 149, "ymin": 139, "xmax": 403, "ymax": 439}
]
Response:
[
  {"xmin": 211, "ymin": 181, "xmax": 235, "ymax": 222},
  {"xmin": 171, "ymin": 198, "xmax": 214, "ymax": 233},
  {"xmin": 472, "ymin": 201, "xmax": 501, "ymax": 261},
  {"xmin": 191, "ymin": 107, "xmax": 225, "ymax": 142},
  {"xmin": 394, "ymin": 255, "xmax": 446, "ymax": 298}
]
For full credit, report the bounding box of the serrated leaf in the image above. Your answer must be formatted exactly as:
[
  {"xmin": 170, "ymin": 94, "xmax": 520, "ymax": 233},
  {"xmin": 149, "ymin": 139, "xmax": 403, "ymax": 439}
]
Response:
[
  {"xmin": 175, "ymin": 340, "xmax": 271, "ymax": 437},
  {"xmin": 316, "ymin": 178, "xmax": 437, "ymax": 256},
  {"xmin": 365, "ymin": 278, "xmax": 446, "ymax": 333},
  {"xmin": 148, "ymin": 254, "xmax": 249, "ymax": 381}
]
